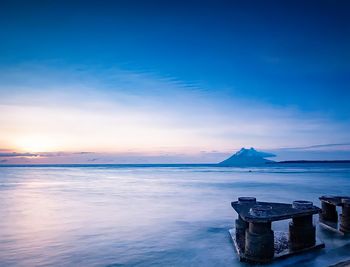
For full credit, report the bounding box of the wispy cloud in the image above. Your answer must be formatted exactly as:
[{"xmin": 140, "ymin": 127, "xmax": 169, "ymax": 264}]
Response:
[
  {"xmin": 0, "ymin": 152, "xmax": 38, "ymax": 157},
  {"xmin": 278, "ymin": 143, "xmax": 350, "ymax": 151}
]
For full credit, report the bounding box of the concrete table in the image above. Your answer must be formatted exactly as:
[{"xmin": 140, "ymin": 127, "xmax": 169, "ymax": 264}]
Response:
[
  {"xmin": 319, "ymin": 195, "xmax": 350, "ymax": 234},
  {"xmin": 230, "ymin": 197, "xmax": 325, "ymax": 263}
]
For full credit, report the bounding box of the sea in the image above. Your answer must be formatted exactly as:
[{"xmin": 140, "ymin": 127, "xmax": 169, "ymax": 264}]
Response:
[{"xmin": 0, "ymin": 164, "xmax": 349, "ymax": 266}]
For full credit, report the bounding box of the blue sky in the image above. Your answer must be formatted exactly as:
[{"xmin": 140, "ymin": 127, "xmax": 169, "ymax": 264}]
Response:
[{"xmin": 0, "ymin": 0, "xmax": 349, "ymax": 163}]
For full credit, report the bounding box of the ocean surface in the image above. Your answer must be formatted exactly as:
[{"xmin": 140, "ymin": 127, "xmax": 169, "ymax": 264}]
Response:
[{"xmin": 0, "ymin": 164, "xmax": 350, "ymax": 267}]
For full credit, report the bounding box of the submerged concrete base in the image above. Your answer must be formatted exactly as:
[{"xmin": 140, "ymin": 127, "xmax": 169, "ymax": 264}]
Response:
[
  {"xmin": 229, "ymin": 228, "xmax": 325, "ymax": 264},
  {"xmin": 320, "ymin": 219, "xmax": 346, "ymax": 235}
]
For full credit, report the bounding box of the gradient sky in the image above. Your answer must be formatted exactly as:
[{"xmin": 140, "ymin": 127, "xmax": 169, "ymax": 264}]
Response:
[{"xmin": 0, "ymin": 0, "xmax": 350, "ymax": 164}]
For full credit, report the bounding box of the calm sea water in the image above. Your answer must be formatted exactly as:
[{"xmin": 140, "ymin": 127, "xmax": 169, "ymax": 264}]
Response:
[{"xmin": 0, "ymin": 164, "xmax": 350, "ymax": 266}]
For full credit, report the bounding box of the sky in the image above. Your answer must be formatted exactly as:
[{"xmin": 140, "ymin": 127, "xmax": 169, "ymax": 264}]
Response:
[{"xmin": 0, "ymin": 0, "xmax": 349, "ymax": 164}]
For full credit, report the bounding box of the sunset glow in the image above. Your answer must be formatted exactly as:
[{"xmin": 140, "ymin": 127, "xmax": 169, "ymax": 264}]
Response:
[{"xmin": 15, "ymin": 136, "xmax": 57, "ymax": 153}]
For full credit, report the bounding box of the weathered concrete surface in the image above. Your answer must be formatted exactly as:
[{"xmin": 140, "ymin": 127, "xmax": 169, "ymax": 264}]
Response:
[
  {"xmin": 231, "ymin": 200, "xmax": 320, "ymax": 223},
  {"xmin": 320, "ymin": 195, "xmax": 345, "ymax": 206}
]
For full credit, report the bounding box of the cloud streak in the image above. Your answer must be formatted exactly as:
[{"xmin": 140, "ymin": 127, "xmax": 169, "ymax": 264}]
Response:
[
  {"xmin": 0, "ymin": 152, "xmax": 38, "ymax": 157},
  {"xmin": 277, "ymin": 143, "xmax": 350, "ymax": 151}
]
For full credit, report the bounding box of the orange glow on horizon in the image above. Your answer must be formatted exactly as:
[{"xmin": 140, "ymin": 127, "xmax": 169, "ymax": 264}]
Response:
[{"xmin": 15, "ymin": 136, "xmax": 59, "ymax": 153}]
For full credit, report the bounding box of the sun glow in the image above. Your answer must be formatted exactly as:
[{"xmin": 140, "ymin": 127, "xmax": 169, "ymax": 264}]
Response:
[{"xmin": 16, "ymin": 136, "xmax": 57, "ymax": 153}]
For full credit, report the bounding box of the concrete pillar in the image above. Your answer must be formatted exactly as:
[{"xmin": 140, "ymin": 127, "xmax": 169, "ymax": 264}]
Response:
[
  {"xmin": 289, "ymin": 215, "xmax": 315, "ymax": 250},
  {"xmin": 245, "ymin": 222, "xmax": 274, "ymax": 261},
  {"xmin": 235, "ymin": 215, "xmax": 248, "ymax": 252},
  {"xmin": 320, "ymin": 201, "xmax": 338, "ymax": 222},
  {"xmin": 235, "ymin": 197, "xmax": 256, "ymax": 252},
  {"xmin": 340, "ymin": 198, "xmax": 350, "ymax": 233}
]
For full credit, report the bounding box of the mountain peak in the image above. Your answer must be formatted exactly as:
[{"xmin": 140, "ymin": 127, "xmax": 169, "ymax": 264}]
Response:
[
  {"xmin": 219, "ymin": 147, "xmax": 276, "ymax": 166},
  {"xmin": 235, "ymin": 147, "xmax": 258, "ymax": 156}
]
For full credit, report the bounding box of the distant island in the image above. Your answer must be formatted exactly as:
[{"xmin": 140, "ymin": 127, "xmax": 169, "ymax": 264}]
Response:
[
  {"xmin": 219, "ymin": 147, "xmax": 276, "ymax": 166},
  {"xmin": 219, "ymin": 147, "xmax": 350, "ymax": 166},
  {"xmin": 272, "ymin": 160, "xmax": 350, "ymax": 164}
]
